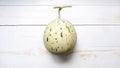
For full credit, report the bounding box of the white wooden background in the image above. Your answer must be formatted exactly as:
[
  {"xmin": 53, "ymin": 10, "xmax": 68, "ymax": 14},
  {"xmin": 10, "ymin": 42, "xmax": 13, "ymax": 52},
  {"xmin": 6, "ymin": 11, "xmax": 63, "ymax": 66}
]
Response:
[{"xmin": 0, "ymin": 0, "xmax": 120, "ymax": 68}]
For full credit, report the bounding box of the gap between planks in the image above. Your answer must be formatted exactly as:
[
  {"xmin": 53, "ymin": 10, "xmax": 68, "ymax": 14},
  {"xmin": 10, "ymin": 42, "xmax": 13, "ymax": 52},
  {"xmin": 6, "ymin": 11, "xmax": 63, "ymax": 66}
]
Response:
[
  {"xmin": 1, "ymin": 24, "xmax": 120, "ymax": 26},
  {"xmin": 0, "ymin": 3, "xmax": 120, "ymax": 6}
]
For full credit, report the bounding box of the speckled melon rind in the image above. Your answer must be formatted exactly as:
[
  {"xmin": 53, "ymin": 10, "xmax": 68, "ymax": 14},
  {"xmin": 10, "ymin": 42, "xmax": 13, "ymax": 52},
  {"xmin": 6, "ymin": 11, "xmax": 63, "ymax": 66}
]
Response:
[{"xmin": 43, "ymin": 18, "xmax": 77, "ymax": 54}]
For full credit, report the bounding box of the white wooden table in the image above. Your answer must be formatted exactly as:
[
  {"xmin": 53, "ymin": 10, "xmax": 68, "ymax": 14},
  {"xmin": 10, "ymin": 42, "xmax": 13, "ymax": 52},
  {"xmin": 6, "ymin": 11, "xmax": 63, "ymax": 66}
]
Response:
[{"xmin": 0, "ymin": 0, "xmax": 120, "ymax": 68}]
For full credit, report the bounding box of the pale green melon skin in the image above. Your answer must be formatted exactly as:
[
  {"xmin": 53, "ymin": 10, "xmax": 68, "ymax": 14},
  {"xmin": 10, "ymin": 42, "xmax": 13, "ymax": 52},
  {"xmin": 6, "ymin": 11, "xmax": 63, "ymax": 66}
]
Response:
[{"xmin": 43, "ymin": 19, "xmax": 77, "ymax": 54}]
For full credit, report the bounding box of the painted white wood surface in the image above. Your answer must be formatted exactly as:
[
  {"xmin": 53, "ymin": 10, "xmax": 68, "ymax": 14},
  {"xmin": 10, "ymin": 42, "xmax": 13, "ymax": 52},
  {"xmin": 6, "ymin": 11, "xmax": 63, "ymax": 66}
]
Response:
[
  {"xmin": 0, "ymin": 26, "xmax": 120, "ymax": 68},
  {"xmin": 0, "ymin": 0, "xmax": 120, "ymax": 6},
  {"xmin": 0, "ymin": 0, "xmax": 120, "ymax": 68},
  {"xmin": 0, "ymin": 6, "xmax": 120, "ymax": 25}
]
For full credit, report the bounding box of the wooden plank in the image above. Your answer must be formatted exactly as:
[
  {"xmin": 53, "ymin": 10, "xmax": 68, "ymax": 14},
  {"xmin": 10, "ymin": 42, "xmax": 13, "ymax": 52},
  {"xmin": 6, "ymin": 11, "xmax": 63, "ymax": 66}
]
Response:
[
  {"xmin": 0, "ymin": 51, "xmax": 120, "ymax": 68},
  {"xmin": 0, "ymin": 6, "xmax": 120, "ymax": 25},
  {"xmin": 0, "ymin": 50, "xmax": 120, "ymax": 68},
  {"xmin": 0, "ymin": 26, "xmax": 120, "ymax": 68},
  {"xmin": 0, "ymin": 0, "xmax": 120, "ymax": 6},
  {"xmin": 0, "ymin": 26, "xmax": 120, "ymax": 51}
]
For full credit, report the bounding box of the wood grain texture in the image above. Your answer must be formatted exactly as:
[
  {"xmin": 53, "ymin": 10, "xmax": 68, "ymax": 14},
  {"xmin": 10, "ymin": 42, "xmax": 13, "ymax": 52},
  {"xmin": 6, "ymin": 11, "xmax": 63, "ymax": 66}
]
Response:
[
  {"xmin": 0, "ymin": 26, "xmax": 120, "ymax": 51},
  {"xmin": 0, "ymin": 0, "xmax": 120, "ymax": 68},
  {"xmin": 0, "ymin": 0, "xmax": 120, "ymax": 6},
  {"xmin": 0, "ymin": 6, "xmax": 120, "ymax": 25},
  {"xmin": 0, "ymin": 26, "xmax": 120, "ymax": 68}
]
